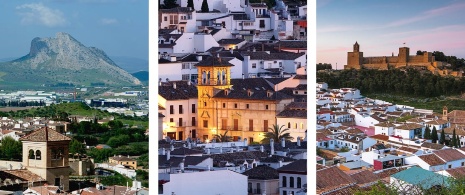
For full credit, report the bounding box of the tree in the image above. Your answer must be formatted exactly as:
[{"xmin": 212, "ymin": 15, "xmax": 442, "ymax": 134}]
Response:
[
  {"xmin": 215, "ymin": 130, "xmax": 232, "ymax": 142},
  {"xmin": 457, "ymin": 134, "xmax": 461, "ymax": 148},
  {"xmin": 416, "ymin": 50, "xmax": 423, "ymax": 55},
  {"xmin": 187, "ymin": 0, "xmax": 194, "ymax": 9},
  {"xmin": 439, "ymin": 128, "xmax": 446, "ymax": 145},
  {"xmin": 424, "ymin": 126, "xmax": 431, "ymax": 139},
  {"xmin": 201, "ymin": 0, "xmax": 209, "ymax": 12},
  {"xmin": 0, "ymin": 136, "xmax": 22, "ymax": 160},
  {"xmin": 452, "ymin": 129, "xmax": 458, "ymax": 148},
  {"xmin": 431, "ymin": 126, "xmax": 438, "ymax": 143},
  {"xmin": 261, "ymin": 124, "xmax": 294, "ymax": 144},
  {"xmin": 163, "ymin": 0, "xmax": 178, "ymax": 9},
  {"xmin": 69, "ymin": 139, "xmax": 86, "ymax": 155}
]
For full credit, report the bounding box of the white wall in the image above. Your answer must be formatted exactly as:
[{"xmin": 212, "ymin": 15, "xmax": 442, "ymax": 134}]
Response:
[
  {"xmin": 279, "ymin": 173, "xmax": 306, "ymax": 195},
  {"xmin": 193, "ymin": 34, "xmax": 220, "ymax": 52},
  {"xmin": 277, "ymin": 117, "xmax": 306, "ymax": 140},
  {"xmin": 158, "ymin": 62, "xmax": 183, "ymax": 81},
  {"xmin": 163, "ymin": 170, "xmax": 247, "ymax": 195}
]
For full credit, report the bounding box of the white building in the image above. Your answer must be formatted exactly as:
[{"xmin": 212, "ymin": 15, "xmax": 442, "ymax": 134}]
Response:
[
  {"xmin": 162, "ymin": 170, "xmax": 247, "ymax": 195},
  {"xmin": 277, "ymin": 159, "xmax": 306, "ymax": 195}
]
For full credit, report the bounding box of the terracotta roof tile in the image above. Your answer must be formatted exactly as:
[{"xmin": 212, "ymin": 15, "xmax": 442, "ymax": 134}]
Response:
[
  {"xmin": 445, "ymin": 166, "xmax": 465, "ymax": 179},
  {"xmin": 19, "ymin": 127, "xmax": 71, "ymax": 142},
  {"xmin": 316, "ymin": 166, "xmax": 356, "ymax": 194},
  {"xmin": 349, "ymin": 170, "xmax": 379, "ymax": 186},
  {"xmin": 433, "ymin": 148, "xmax": 465, "ymax": 162},
  {"xmin": 418, "ymin": 154, "xmax": 445, "ymax": 166},
  {"xmin": 242, "ymin": 165, "xmax": 279, "ymax": 180}
]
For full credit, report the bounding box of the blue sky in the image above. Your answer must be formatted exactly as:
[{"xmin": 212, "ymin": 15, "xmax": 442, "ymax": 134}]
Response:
[
  {"xmin": 317, "ymin": 0, "xmax": 465, "ymax": 69},
  {"xmin": 0, "ymin": 0, "xmax": 148, "ymax": 60}
]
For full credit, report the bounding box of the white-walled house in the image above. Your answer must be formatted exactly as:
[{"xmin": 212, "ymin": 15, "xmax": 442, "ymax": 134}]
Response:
[
  {"xmin": 277, "ymin": 102, "xmax": 307, "ymax": 140},
  {"xmin": 159, "ymin": 7, "xmax": 197, "ymax": 33},
  {"xmin": 242, "ymin": 165, "xmax": 279, "ymax": 195},
  {"xmin": 404, "ymin": 153, "xmax": 446, "ymax": 171},
  {"xmin": 277, "ymin": 159, "xmax": 306, "ymax": 195},
  {"xmin": 180, "ymin": 0, "xmax": 246, "ymax": 12},
  {"xmin": 394, "ymin": 123, "xmax": 424, "ymax": 140},
  {"xmin": 374, "ymin": 122, "xmax": 396, "ymax": 136},
  {"xmin": 241, "ymin": 51, "xmax": 306, "ymax": 78},
  {"xmin": 162, "ymin": 170, "xmax": 247, "ymax": 195}
]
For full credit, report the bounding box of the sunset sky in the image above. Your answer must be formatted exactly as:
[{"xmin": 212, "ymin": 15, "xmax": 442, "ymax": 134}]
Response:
[{"xmin": 317, "ymin": 0, "xmax": 465, "ymax": 69}]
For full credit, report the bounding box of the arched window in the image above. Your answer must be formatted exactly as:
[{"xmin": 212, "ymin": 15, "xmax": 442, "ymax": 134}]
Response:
[
  {"xmin": 282, "ymin": 176, "xmax": 287, "ymax": 187},
  {"xmin": 51, "ymin": 149, "xmax": 57, "ymax": 160},
  {"xmin": 297, "ymin": 177, "xmax": 302, "ymax": 188},
  {"xmin": 294, "ymin": 123, "xmax": 297, "ymax": 129},
  {"xmin": 300, "ymin": 123, "xmax": 304, "ymax": 129},
  {"xmin": 288, "ymin": 122, "xmax": 291, "ymax": 128},
  {"xmin": 35, "ymin": 150, "xmax": 41, "ymax": 160},
  {"xmin": 202, "ymin": 71, "xmax": 207, "ymax": 84},
  {"xmin": 290, "ymin": 177, "xmax": 294, "ymax": 188},
  {"xmin": 58, "ymin": 148, "xmax": 64, "ymax": 159},
  {"xmin": 29, "ymin": 149, "xmax": 35, "ymax": 159}
]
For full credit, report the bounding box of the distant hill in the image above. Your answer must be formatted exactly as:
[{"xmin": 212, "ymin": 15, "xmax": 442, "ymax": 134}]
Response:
[
  {"xmin": 111, "ymin": 56, "xmax": 148, "ymax": 73},
  {"xmin": 132, "ymin": 71, "xmax": 148, "ymax": 82},
  {"xmin": 0, "ymin": 32, "xmax": 141, "ymax": 87}
]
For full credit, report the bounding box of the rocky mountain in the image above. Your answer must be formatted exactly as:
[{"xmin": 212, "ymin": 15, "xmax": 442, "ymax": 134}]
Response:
[{"xmin": 0, "ymin": 32, "xmax": 141, "ymax": 87}]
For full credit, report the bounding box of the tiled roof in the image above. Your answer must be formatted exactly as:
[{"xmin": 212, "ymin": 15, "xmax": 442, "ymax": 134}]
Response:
[
  {"xmin": 158, "ymin": 81, "xmax": 197, "ymax": 100},
  {"xmin": 276, "ymin": 41, "xmax": 307, "ymax": 49},
  {"xmin": 218, "ymin": 39, "xmax": 245, "ymax": 45},
  {"xmin": 277, "ymin": 159, "xmax": 306, "ymax": 173},
  {"xmin": 210, "ymin": 151, "xmax": 268, "ymax": 166},
  {"xmin": 433, "ymin": 148, "xmax": 465, "ymax": 162},
  {"xmin": 374, "ymin": 166, "xmax": 409, "ymax": 180},
  {"xmin": 375, "ymin": 122, "xmax": 395, "ymax": 128},
  {"xmin": 324, "ymin": 185, "xmax": 363, "ymax": 195},
  {"xmin": 160, "ymin": 7, "xmax": 193, "ymax": 13},
  {"xmin": 194, "ymin": 56, "xmax": 234, "ymax": 67},
  {"xmin": 395, "ymin": 123, "xmax": 423, "ymax": 130},
  {"xmin": 447, "ymin": 110, "xmax": 465, "ymax": 124},
  {"xmin": 369, "ymin": 134, "xmax": 389, "ymax": 141},
  {"xmin": 159, "ymin": 155, "xmax": 210, "ymax": 168},
  {"xmin": 241, "ymin": 51, "xmax": 304, "ymax": 60},
  {"xmin": 19, "ymin": 127, "xmax": 71, "ymax": 142},
  {"xmin": 218, "ymin": 50, "xmax": 245, "ymax": 61},
  {"xmin": 398, "ymin": 146, "xmax": 418, "ymax": 154},
  {"xmin": 206, "ymin": 47, "xmax": 225, "ymax": 52},
  {"xmin": 260, "ymin": 155, "xmax": 295, "ymax": 163},
  {"xmin": 425, "ymin": 119, "xmax": 449, "ymax": 125},
  {"xmin": 406, "ymin": 118, "xmax": 424, "ymax": 123},
  {"xmin": 110, "ymin": 156, "xmax": 135, "ymax": 162},
  {"xmin": 445, "ymin": 166, "xmax": 465, "ymax": 179},
  {"xmin": 442, "ymin": 126, "xmax": 465, "ymax": 136},
  {"xmin": 316, "ymin": 166, "xmax": 356, "ymax": 194},
  {"xmin": 418, "ymin": 154, "xmax": 445, "ymax": 166},
  {"xmin": 276, "ymin": 109, "xmax": 306, "ymax": 118},
  {"xmin": 349, "ymin": 170, "xmax": 379, "ymax": 186},
  {"xmin": 242, "ymin": 165, "xmax": 279, "ymax": 180},
  {"xmin": 170, "ymin": 148, "xmax": 204, "ymax": 156},
  {"xmin": 1, "ymin": 169, "xmax": 45, "ymax": 182},
  {"xmin": 421, "ymin": 142, "xmax": 445, "ymax": 150},
  {"xmin": 293, "ymin": 75, "xmax": 307, "ymax": 79}
]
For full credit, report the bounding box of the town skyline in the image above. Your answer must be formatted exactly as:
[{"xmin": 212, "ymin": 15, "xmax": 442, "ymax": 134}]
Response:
[
  {"xmin": 0, "ymin": 0, "xmax": 148, "ymax": 61},
  {"xmin": 317, "ymin": 0, "xmax": 465, "ymax": 69}
]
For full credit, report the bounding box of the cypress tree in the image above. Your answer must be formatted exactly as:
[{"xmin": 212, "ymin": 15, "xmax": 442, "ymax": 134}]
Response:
[
  {"xmin": 431, "ymin": 126, "xmax": 438, "ymax": 143},
  {"xmin": 452, "ymin": 128, "xmax": 457, "ymax": 147},
  {"xmin": 457, "ymin": 134, "xmax": 461, "ymax": 148},
  {"xmin": 187, "ymin": 0, "xmax": 194, "ymax": 9},
  {"xmin": 201, "ymin": 0, "xmax": 209, "ymax": 12},
  {"xmin": 424, "ymin": 126, "xmax": 431, "ymax": 139},
  {"xmin": 439, "ymin": 128, "xmax": 446, "ymax": 145}
]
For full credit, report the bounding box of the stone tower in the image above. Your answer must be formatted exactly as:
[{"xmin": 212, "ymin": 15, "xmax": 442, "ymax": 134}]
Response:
[
  {"xmin": 19, "ymin": 127, "xmax": 72, "ymax": 191},
  {"xmin": 346, "ymin": 41, "xmax": 363, "ymax": 69},
  {"xmin": 443, "ymin": 106, "xmax": 448, "ymax": 121},
  {"xmin": 398, "ymin": 47, "xmax": 410, "ymax": 64},
  {"xmin": 194, "ymin": 54, "xmax": 234, "ymax": 141}
]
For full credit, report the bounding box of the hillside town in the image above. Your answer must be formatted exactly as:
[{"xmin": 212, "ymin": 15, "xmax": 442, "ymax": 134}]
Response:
[
  {"xmin": 315, "ymin": 82, "xmax": 465, "ymax": 194},
  {"xmin": 158, "ymin": 0, "xmax": 307, "ymax": 194}
]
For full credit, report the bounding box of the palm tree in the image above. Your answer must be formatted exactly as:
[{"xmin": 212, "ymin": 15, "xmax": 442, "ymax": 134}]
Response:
[
  {"xmin": 261, "ymin": 124, "xmax": 294, "ymax": 144},
  {"xmin": 215, "ymin": 130, "xmax": 232, "ymax": 142}
]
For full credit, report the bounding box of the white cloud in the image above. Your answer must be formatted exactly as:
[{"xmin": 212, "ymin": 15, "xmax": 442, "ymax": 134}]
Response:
[
  {"xmin": 16, "ymin": 3, "xmax": 67, "ymax": 27},
  {"xmin": 100, "ymin": 18, "xmax": 119, "ymax": 25}
]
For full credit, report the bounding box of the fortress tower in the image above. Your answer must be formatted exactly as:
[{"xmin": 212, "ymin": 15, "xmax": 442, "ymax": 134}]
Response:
[{"xmin": 346, "ymin": 41, "xmax": 363, "ymax": 69}]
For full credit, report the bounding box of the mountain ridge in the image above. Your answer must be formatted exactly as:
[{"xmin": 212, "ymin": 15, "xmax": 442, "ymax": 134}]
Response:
[{"xmin": 0, "ymin": 32, "xmax": 141, "ymax": 87}]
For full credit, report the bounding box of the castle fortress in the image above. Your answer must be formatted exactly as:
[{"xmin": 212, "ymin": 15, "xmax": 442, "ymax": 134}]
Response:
[{"xmin": 344, "ymin": 42, "xmax": 462, "ymax": 76}]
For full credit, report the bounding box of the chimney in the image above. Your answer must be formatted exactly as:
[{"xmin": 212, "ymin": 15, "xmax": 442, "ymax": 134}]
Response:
[
  {"xmin": 253, "ymin": 47, "xmax": 256, "ymax": 52},
  {"xmin": 220, "ymin": 146, "xmax": 223, "ymax": 153},
  {"xmin": 196, "ymin": 55, "xmax": 203, "ymax": 61},
  {"xmin": 244, "ymin": 138, "xmax": 248, "ymax": 146},
  {"xmin": 278, "ymin": 158, "xmax": 283, "ymax": 168},
  {"xmin": 170, "ymin": 145, "xmax": 174, "ymax": 151},
  {"xmin": 167, "ymin": 150, "xmax": 171, "ymax": 160},
  {"xmin": 207, "ymin": 148, "xmax": 211, "ymax": 154},
  {"xmin": 173, "ymin": 82, "xmax": 176, "ymax": 89},
  {"xmin": 230, "ymin": 48, "xmax": 233, "ymax": 54},
  {"xmin": 162, "ymin": 148, "xmax": 166, "ymax": 155},
  {"xmin": 180, "ymin": 159, "xmax": 185, "ymax": 172},
  {"xmin": 297, "ymin": 136, "xmax": 301, "ymax": 146},
  {"xmin": 170, "ymin": 55, "xmax": 176, "ymax": 62},
  {"xmin": 207, "ymin": 165, "xmax": 211, "ymax": 171},
  {"xmin": 270, "ymin": 139, "xmax": 274, "ymax": 155},
  {"xmin": 188, "ymin": 142, "xmax": 191, "ymax": 149},
  {"xmin": 281, "ymin": 138, "xmax": 285, "ymax": 148},
  {"xmin": 187, "ymin": 80, "xmax": 191, "ymax": 86},
  {"xmin": 242, "ymin": 73, "xmax": 245, "ymax": 79},
  {"xmin": 260, "ymin": 145, "xmax": 264, "ymax": 152}
]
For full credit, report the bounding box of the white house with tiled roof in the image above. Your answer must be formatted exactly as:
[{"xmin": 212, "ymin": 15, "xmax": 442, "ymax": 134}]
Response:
[
  {"xmin": 277, "ymin": 102, "xmax": 307, "ymax": 139},
  {"xmin": 374, "ymin": 122, "xmax": 396, "ymax": 136},
  {"xmin": 278, "ymin": 159, "xmax": 306, "ymax": 195}
]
